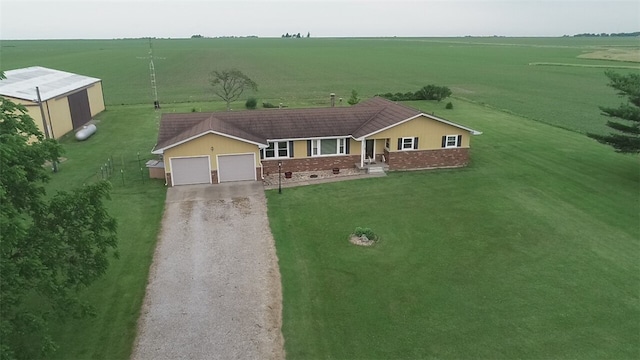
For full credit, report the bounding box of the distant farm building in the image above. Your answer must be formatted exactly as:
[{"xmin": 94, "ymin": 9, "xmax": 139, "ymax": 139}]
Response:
[{"xmin": 0, "ymin": 66, "xmax": 105, "ymax": 139}]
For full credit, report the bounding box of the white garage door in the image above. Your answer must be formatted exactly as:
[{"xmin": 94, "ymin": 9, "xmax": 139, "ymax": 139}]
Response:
[
  {"xmin": 218, "ymin": 154, "xmax": 256, "ymax": 183},
  {"xmin": 170, "ymin": 156, "xmax": 211, "ymax": 186}
]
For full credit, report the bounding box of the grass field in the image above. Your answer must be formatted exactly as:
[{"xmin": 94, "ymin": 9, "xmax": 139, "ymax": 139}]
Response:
[
  {"xmin": 267, "ymin": 100, "xmax": 639, "ymax": 359},
  {"xmin": 2, "ymin": 37, "xmax": 639, "ymax": 134},
  {"xmin": 42, "ymin": 105, "xmax": 167, "ymax": 360},
  {"xmin": 1, "ymin": 37, "xmax": 638, "ymax": 359}
]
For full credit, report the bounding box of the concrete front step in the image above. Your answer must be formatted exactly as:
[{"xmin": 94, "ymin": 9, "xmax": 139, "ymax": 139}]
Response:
[{"xmin": 367, "ymin": 167, "xmax": 386, "ymax": 174}]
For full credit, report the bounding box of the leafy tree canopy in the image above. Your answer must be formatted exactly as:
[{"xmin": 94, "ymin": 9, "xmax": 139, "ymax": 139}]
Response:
[
  {"xmin": 0, "ymin": 96, "xmax": 118, "ymax": 359},
  {"xmin": 209, "ymin": 69, "xmax": 258, "ymax": 111},
  {"xmin": 588, "ymin": 71, "xmax": 640, "ymax": 153}
]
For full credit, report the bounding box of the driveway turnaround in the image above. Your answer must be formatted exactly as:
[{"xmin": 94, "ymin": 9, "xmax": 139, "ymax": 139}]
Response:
[{"xmin": 132, "ymin": 182, "xmax": 284, "ymax": 360}]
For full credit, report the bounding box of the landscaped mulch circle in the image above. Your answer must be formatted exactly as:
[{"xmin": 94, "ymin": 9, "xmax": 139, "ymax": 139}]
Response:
[{"xmin": 349, "ymin": 235, "xmax": 376, "ymax": 246}]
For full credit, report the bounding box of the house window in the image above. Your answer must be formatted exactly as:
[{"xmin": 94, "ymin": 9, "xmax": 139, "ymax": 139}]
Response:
[
  {"xmin": 310, "ymin": 138, "xmax": 346, "ymax": 156},
  {"xmin": 442, "ymin": 135, "xmax": 462, "ymax": 148},
  {"xmin": 401, "ymin": 137, "xmax": 415, "ymax": 150},
  {"xmin": 263, "ymin": 141, "xmax": 290, "ymax": 158},
  {"xmin": 397, "ymin": 137, "xmax": 419, "ymax": 150},
  {"xmin": 385, "ymin": 138, "xmax": 390, "ymax": 150}
]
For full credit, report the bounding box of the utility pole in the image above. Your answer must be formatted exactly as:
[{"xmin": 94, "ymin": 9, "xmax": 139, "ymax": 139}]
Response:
[{"xmin": 36, "ymin": 87, "xmax": 57, "ymax": 172}]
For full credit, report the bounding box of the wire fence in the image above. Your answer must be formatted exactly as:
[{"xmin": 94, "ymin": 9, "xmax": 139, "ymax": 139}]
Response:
[{"xmin": 84, "ymin": 152, "xmax": 160, "ymax": 188}]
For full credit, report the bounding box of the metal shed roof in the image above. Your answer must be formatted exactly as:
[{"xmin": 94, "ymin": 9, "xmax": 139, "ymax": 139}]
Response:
[{"xmin": 0, "ymin": 66, "xmax": 101, "ymax": 102}]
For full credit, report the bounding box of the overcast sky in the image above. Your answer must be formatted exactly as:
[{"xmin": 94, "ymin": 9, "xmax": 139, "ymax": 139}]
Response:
[{"xmin": 1, "ymin": 0, "xmax": 638, "ymax": 39}]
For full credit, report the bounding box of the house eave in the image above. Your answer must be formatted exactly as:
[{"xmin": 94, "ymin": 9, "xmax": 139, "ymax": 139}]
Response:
[{"xmin": 154, "ymin": 130, "xmax": 267, "ymax": 154}]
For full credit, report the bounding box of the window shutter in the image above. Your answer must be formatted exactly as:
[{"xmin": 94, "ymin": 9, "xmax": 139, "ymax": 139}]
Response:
[
  {"xmin": 289, "ymin": 141, "xmax": 294, "ymax": 157},
  {"xmin": 345, "ymin": 138, "xmax": 350, "ymax": 154},
  {"xmin": 457, "ymin": 135, "xmax": 462, "ymax": 147},
  {"xmin": 413, "ymin": 137, "xmax": 419, "ymax": 150},
  {"xmin": 307, "ymin": 140, "xmax": 312, "ymax": 156},
  {"xmin": 441, "ymin": 136, "xmax": 446, "ymax": 148},
  {"xmin": 397, "ymin": 138, "xmax": 402, "ymax": 150}
]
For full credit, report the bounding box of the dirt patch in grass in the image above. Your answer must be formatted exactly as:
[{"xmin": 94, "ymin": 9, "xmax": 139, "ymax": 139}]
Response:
[{"xmin": 578, "ymin": 48, "xmax": 640, "ymax": 63}]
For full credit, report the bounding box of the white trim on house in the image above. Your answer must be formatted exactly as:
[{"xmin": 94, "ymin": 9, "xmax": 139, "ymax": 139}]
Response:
[
  {"xmin": 360, "ymin": 139, "xmax": 366, "ymax": 168},
  {"xmin": 262, "ymin": 141, "xmax": 290, "ymax": 159},
  {"xmin": 356, "ymin": 113, "xmax": 482, "ymax": 140},
  {"xmin": 152, "ymin": 130, "xmax": 267, "ymax": 154},
  {"xmin": 400, "ymin": 137, "xmax": 415, "ymax": 150},
  {"xmin": 444, "ymin": 135, "xmax": 460, "ymax": 148},
  {"xmin": 310, "ymin": 138, "xmax": 347, "ymax": 157},
  {"xmin": 266, "ymin": 135, "xmax": 353, "ymax": 142}
]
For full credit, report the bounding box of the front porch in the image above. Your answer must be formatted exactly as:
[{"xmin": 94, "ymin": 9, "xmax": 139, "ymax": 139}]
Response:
[{"xmin": 355, "ymin": 161, "xmax": 389, "ymax": 174}]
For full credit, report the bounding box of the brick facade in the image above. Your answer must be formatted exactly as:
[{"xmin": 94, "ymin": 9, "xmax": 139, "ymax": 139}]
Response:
[
  {"xmin": 166, "ymin": 151, "xmax": 469, "ymax": 185},
  {"xmin": 262, "ymin": 155, "xmax": 361, "ymax": 175},
  {"xmin": 387, "ymin": 148, "xmax": 469, "ymax": 170}
]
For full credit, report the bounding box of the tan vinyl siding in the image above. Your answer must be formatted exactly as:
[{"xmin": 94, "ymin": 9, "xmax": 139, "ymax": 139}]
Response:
[
  {"xmin": 349, "ymin": 138, "xmax": 362, "ymax": 155},
  {"xmin": 46, "ymin": 97, "xmax": 73, "ymax": 138},
  {"xmin": 372, "ymin": 115, "xmax": 470, "ymax": 150},
  {"xmin": 6, "ymin": 96, "xmax": 53, "ymax": 140},
  {"xmin": 86, "ymin": 82, "xmax": 105, "ymax": 116},
  {"xmin": 164, "ymin": 133, "xmax": 260, "ymax": 173},
  {"xmin": 293, "ymin": 140, "xmax": 308, "ymax": 158}
]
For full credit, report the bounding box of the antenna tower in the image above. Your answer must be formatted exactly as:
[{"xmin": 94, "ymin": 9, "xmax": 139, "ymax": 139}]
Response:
[
  {"xmin": 148, "ymin": 39, "xmax": 160, "ymax": 109},
  {"xmin": 137, "ymin": 38, "xmax": 164, "ymax": 109}
]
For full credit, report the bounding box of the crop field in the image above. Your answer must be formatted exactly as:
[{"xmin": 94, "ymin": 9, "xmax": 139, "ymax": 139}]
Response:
[
  {"xmin": 2, "ymin": 36, "xmax": 639, "ymax": 134},
  {"xmin": 1, "ymin": 37, "xmax": 638, "ymax": 359}
]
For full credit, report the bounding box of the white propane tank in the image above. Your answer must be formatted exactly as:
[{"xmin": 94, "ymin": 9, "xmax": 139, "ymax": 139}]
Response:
[{"xmin": 75, "ymin": 124, "xmax": 97, "ymax": 141}]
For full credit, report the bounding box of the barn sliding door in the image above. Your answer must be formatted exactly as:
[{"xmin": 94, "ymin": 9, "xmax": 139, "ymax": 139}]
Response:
[{"xmin": 68, "ymin": 89, "xmax": 91, "ymax": 129}]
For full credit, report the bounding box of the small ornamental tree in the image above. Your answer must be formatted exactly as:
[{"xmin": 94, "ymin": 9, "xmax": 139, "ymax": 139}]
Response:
[
  {"xmin": 245, "ymin": 97, "xmax": 257, "ymax": 109},
  {"xmin": 347, "ymin": 89, "xmax": 361, "ymax": 105},
  {"xmin": 588, "ymin": 71, "xmax": 640, "ymax": 153},
  {"xmin": 209, "ymin": 69, "xmax": 258, "ymax": 111}
]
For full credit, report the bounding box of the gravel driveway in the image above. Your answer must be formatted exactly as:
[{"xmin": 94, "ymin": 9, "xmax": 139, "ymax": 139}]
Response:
[{"xmin": 131, "ymin": 182, "xmax": 284, "ymax": 360}]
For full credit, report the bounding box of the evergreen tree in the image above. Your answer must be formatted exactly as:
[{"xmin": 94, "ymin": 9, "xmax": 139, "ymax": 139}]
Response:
[{"xmin": 588, "ymin": 71, "xmax": 640, "ymax": 153}]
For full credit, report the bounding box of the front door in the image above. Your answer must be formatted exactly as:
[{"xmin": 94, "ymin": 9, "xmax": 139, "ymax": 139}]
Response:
[{"xmin": 365, "ymin": 139, "xmax": 375, "ymax": 162}]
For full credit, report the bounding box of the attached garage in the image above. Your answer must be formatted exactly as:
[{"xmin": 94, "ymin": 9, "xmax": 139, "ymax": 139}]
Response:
[
  {"xmin": 218, "ymin": 154, "xmax": 256, "ymax": 183},
  {"xmin": 0, "ymin": 66, "xmax": 105, "ymax": 139},
  {"xmin": 170, "ymin": 156, "xmax": 211, "ymax": 186}
]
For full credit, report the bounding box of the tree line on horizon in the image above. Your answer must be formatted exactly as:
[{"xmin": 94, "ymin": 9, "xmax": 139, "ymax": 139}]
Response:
[{"xmin": 567, "ymin": 31, "xmax": 639, "ymax": 37}]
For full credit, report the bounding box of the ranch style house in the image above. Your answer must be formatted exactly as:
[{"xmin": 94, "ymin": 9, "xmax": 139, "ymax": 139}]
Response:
[{"xmin": 151, "ymin": 97, "xmax": 482, "ymax": 186}]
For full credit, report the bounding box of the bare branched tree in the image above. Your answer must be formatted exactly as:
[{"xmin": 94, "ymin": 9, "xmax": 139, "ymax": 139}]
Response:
[{"xmin": 209, "ymin": 69, "xmax": 258, "ymax": 111}]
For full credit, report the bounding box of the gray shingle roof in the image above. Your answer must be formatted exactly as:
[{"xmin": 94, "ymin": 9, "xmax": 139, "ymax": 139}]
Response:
[{"xmin": 153, "ymin": 97, "xmax": 480, "ymax": 153}]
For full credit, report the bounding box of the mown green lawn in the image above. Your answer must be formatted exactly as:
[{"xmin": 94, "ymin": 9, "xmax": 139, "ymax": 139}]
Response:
[
  {"xmin": 3, "ymin": 37, "xmax": 638, "ymax": 359},
  {"xmin": 266, "ymin": 100, "xmax": 639, "ymax": 359},
  {"xmin": 42, "ymin": 105, "xmax": 167, "ymax": 360}
]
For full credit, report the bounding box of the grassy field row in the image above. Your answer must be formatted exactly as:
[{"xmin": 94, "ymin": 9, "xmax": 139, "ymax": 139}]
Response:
[
  {"xmin": 43, "ymin": 106, "xmax": 167, "ymax": 360},
  {"xmin": 2, "ymin": 37, "xmax": 638, "ymax": 135},
  {"xmin": 267, "ymin": 99, "xmax": 639, "ymax": 359}
]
